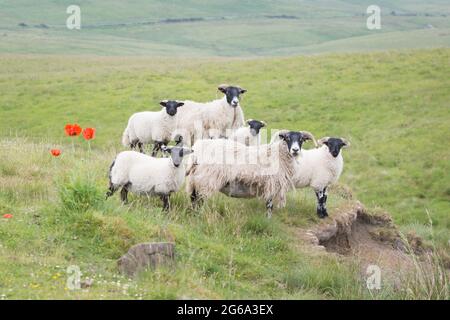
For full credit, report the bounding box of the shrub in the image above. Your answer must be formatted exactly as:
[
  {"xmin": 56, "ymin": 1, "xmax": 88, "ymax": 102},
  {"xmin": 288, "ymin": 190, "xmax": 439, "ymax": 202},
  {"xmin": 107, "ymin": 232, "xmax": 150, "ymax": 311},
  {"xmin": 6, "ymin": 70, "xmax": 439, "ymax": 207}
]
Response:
[{"xmin": 59, "ymin": 174, "xmax": 103, "ymax": 212}]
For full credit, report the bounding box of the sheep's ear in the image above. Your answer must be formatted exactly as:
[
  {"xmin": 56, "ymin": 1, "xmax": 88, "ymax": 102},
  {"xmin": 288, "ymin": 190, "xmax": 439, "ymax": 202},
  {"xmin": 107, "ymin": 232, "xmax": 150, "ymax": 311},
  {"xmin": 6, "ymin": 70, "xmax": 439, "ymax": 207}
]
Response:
[
  {"xmin": 161, "ymin": 145, "xmax": 172, "ymax": 154},
  {"xmin": 218, "ymin": 84, "xmax": 228, "ymax": 94},
  {"xmin": 341, "ymin": 138, "xmax": 350, "ymax": 148},
  {"xmin": 300, "ymin": 131, "xmax": 318, "ymax": 147},
  {"xmin": 160, "ymin": 100, "xmax": 168, "ymax": 107},
  {"xmin": 239, "ymin": 87, "xmax": 247, "ymax": 94},
  {"xmin": 260, "ymin": 120, "xmax": 267, "ymax": 127},
  {"xmin": 318, "ymin": 137, "xmax": 330, "ymax": 146},
  {"xmin": 246, "ymin": 119, "xmax": 254, "ymax": 125},
  {"xmin": 183, "ymin": 148, "xmax": 193, "ymax": 156},
  {"xmin": 177, "ymin": 102, "xmax": 184, "ymax": 107}
]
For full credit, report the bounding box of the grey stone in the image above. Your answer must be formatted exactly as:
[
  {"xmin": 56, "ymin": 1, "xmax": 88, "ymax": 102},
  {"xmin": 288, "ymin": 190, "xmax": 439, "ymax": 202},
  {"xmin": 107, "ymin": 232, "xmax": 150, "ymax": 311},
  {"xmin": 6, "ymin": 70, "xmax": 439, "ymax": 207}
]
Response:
[{"xmin": 117, "ymin": 242, "xmax": 175, "ymax": 277}]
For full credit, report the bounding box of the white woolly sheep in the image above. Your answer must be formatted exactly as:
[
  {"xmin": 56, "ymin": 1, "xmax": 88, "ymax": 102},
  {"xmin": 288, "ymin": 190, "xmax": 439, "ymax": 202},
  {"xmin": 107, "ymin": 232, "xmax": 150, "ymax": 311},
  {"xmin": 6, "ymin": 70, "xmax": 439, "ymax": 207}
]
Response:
[
  {"xmin": 122, "ymin": 100, "xmax": 184, "ymax": 156},
  {"xmin": 228, "ymin": 119, "xmax": 266, "ymax": 146},
  {"xmin": 185, "ymin": 131, "xmax": 316, "ymax": 218},
  {"xmin": 272, "ymin": 133, "xmax": 349, "ymax": 218},
  {"xmin": 106, "ymin": 146, "xmax": 192, "ymax": 210},
  {"xmin": 172, "ymin": 85, "xmax": 247, "ymax": 147},
  {"xmin": 293, "ymin": 136, "xmax": 349, "ymax": 218}
]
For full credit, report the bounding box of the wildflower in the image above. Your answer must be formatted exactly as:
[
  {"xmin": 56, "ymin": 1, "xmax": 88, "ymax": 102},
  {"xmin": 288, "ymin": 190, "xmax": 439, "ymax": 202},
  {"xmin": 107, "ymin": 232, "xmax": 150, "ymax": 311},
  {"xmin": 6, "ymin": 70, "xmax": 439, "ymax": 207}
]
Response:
[
  {"xmin": 50, "ymin": 149, "xmax": 61, "ymax": 157},
  {"xmin": 65, "ymin": 124, "xmax": 82, "ymax": 136},
  {"xmin": 82, "ymin": 127, "xmax": 95, "ymax": 140}
]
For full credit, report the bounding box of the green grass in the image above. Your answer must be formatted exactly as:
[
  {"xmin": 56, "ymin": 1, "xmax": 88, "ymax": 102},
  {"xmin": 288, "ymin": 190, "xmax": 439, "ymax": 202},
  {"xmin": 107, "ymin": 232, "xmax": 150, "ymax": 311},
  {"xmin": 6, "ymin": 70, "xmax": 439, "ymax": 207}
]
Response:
[
  {"xmin": 0, "ymin": 0, "xmax": 449, "ymax": 56},
  {"xmin": 0, "ymin": 49, "xmax": 449, "ymax": 299}
]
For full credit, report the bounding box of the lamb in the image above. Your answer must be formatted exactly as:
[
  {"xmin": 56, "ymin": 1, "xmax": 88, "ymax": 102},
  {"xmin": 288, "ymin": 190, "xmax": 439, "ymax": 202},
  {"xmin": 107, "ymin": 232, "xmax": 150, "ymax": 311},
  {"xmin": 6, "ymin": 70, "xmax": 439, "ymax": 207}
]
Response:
[
  {"xmin": 227, "ymin": 119, "xmax": 266, "ymax": 146},
  {"xmin": 106, "ymin": 146, "xmax": 192, "ymax": 210},
  {"xmin": 122, "ymin": 100, "xmax": 184, "ymax": 156},
  {"xmin": 172, "ymin": 84, "xmax": 247, "ymax": 147},
  {"xmin": 272, "ymin": 133, "xmax": 350, "ymax": 218},
  {"xmin": 185, "ymin": 131, "xmax": 316, "ymax": 218}
]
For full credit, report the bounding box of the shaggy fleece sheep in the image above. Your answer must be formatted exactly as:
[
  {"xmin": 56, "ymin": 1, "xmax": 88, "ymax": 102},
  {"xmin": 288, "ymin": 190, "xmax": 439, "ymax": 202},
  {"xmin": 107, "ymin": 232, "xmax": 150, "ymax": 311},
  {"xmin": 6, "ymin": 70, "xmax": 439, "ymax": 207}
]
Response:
[{"xmin": 186, "ymin": 131, "xmax": 316, "ymax": 217}]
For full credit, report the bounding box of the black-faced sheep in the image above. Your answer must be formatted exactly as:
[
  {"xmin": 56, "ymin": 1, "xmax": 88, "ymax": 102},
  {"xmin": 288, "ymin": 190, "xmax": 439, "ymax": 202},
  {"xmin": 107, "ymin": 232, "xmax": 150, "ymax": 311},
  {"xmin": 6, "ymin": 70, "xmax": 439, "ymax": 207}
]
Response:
[
  {"xmin": 106, "ymin": 146, "xmax": 192, "ymax": 210},
  {"xmin": 185, "ymin": 131, "xmax": 316, "ymax": 218},
  {"xmin": 122, "ymin": 100, "xmax": 184, "ymax": 156},
  {"xmin": 172, "ymin": 85, "xmax": 247, "ymax": 146}
]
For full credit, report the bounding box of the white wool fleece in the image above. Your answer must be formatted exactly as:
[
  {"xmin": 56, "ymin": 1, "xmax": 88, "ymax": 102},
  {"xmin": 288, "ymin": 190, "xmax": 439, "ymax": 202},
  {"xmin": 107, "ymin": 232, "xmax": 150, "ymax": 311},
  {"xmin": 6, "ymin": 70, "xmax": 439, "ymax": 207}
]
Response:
[
  {"xmin": 228, "ymin": 126, "xmax": 260, "ymax": 146},
  {"xmin": 173, "ymin": 96, "xmax": 245, "ymax": 146},
  {"xmin": 293, "ymin": 145, "xmax": 344, "ymax": 191},
  {"xmin": 110, "ymin": 151, "xmax": 185, "ymax": 196},
  {"xmin": 122, "ymin": 110, "xmax": 176, "ymax": 147}
]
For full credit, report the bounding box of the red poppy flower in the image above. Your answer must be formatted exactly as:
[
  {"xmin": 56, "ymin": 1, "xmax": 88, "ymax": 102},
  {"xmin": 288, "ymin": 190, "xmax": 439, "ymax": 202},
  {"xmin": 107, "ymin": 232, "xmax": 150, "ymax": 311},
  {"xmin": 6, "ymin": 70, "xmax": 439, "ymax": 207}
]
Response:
[
  {"xmin": 82, "ymin": 127, "xmax": 95, "ymax": 140},
  {"xmin": 3, "ymin": 214, "xmax": 13, "ymax": 219},
  {"xmin": 50, "ymin": 149, "xmax": 61, "ymax": 157},
  {"xmin": 65, "ymin": 124, "xmax": 82, "ymax": 136}
]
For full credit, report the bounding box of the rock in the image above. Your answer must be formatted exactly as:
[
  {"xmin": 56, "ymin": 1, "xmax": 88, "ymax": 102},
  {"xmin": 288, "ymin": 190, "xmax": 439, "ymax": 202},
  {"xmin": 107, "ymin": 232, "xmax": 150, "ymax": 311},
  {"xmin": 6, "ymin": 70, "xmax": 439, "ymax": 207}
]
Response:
[{"xmin": 117, "ymin": 242, "xmax": 175, "ymax": 277}]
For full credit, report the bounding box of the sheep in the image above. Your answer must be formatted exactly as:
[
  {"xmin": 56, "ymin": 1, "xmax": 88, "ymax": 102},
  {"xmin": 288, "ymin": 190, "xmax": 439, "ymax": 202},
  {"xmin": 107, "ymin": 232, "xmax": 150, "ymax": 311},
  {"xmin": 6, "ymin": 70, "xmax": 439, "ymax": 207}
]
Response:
[
  {"xmin": 172, "ymin": 84, "xmax": 247, "ymax": 147},
  {"xmin": 105, "ymin": 146, "xmax": 192, "ymax": 210},
  {"xmin": 273, "ymin": 133, "xmax": 350, "ymax": 218},
  {"xmin": 122, "ymin": 100, "xmax": 184, "ymax": 156},
  {"xmin": 185, "ymin": 131, "xmax": 317, "ymax": 218},
  {"xmin": 227, "ymin": 119, "xmax": 266, "ymax": 146},
  {"xmin": 294, "ymin": 136, "xmax": 350, "ymax": 218}
]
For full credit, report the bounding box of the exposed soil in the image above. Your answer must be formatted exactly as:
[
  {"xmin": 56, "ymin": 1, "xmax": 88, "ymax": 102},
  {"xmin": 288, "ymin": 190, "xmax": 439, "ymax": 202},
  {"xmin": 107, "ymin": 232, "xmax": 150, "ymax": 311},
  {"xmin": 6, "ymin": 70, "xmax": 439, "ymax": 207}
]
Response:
[{"xmin": 300, "ymin": 202, "xmax": 430, "ymax": 278}]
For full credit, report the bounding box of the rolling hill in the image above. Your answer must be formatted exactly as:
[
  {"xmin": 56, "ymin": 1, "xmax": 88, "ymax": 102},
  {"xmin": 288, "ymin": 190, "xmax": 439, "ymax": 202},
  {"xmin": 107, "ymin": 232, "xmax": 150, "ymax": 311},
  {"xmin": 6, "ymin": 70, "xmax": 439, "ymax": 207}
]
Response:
[{"xmin": 0, "ymin": 0, "xmax": 449, "ymax": 56}]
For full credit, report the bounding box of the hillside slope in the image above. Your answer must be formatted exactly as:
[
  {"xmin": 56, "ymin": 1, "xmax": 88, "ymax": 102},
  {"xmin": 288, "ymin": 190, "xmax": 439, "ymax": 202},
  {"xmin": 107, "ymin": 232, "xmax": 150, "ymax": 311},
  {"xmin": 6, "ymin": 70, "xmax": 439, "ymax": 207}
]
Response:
[{"xmin": 0, "ymin": 49, "xmax": 449, "ymax": 299}]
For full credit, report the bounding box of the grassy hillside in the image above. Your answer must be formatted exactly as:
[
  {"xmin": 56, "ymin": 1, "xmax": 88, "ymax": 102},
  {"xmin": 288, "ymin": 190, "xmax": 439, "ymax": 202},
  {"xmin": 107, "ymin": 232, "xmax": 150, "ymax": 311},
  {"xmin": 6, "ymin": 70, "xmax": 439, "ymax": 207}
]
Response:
[
  {"xmin": 0, "ymin": 49, "xmax": 448, "ymax": 299},
  {"xmin": 0, "ymin": 0, "xmax": 449, "ymax": 56}
]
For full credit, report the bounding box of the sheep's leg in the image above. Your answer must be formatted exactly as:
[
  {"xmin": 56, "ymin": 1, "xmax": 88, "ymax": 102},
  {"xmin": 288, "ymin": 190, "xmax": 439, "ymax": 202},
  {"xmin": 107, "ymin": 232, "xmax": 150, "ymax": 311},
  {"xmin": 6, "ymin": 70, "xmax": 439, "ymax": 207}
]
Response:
[
  {"xmin": 190, "ymin": 189, "xmax": 203, "ymax": 208},
  {"xmin": 266, "ymin": 199, "xmax": 273, "ymax": 219},
  {"xmin": 138, "ymin": 142, "xmax": 144, "ymax": 153},
  {"xmin": 315, "ymin": 187, "xmax": 328, "ymax": 218},
  {"xmin": 161, "ymin": 194, "xmax": 170, "ymax": 211},
  {"xmin": 120, "ymin": 182, "xmax": 131, "ymax": 204},
  {"xmin": 151, "ymin": 143, "xmax": 160, "ymax": 157},
  {"xmin": 105, "ymin": 183, "xmax": 118, "ymax": 200}
]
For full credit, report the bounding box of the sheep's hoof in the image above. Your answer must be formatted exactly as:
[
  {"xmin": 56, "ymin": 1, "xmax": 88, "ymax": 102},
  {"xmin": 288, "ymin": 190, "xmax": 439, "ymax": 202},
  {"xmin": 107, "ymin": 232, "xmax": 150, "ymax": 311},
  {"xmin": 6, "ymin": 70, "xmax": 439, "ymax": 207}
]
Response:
[{"xmin": 317, "ymin": 210, "xmax": 328, "ymax": 219}]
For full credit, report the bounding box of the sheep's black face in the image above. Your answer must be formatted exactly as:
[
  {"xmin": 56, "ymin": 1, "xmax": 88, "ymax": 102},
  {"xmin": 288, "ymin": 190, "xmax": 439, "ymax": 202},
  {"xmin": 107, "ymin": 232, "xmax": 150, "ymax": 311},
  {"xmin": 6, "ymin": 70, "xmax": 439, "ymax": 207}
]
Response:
[
  {"xmin": 323, "ymin": 138, "xmax": 347, "ymax": 158},
  {"xmin": 279, "ymin": 131, "xmax": 304, "ymax": 157},
  {"xmin": 164, "ymin": 146, "xmax": 193, "ymax": 167},
  {"xmin": 160, "ymin": 100, "xmax": 184, "ymax": 116},
  {"xmin": 247, "ymin": 120, "xmax": 266, "ymax": 136},
  {"xmin": 218, "ymin": 85, "xmax": 247, "ymax": 108}
]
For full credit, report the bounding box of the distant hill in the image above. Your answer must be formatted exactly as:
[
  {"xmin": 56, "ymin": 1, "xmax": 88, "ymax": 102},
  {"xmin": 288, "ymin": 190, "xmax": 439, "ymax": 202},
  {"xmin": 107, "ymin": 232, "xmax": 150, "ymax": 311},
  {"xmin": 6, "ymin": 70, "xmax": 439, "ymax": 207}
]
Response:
[{"xmin": 0, "ymin": 0, "xmax": 449, "ymax": 56}]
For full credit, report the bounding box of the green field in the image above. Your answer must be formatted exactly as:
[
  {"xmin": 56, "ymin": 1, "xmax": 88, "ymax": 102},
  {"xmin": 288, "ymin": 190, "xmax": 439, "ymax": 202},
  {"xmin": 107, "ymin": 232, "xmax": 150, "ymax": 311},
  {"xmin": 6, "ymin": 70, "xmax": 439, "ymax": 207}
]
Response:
[
  {"xmin": 0, "ymin": 0, "xmax": 449, "ymax": 56},
  {"xmin": 0, "ymin": 49, "xmax": 449, "ymax": 299}
]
